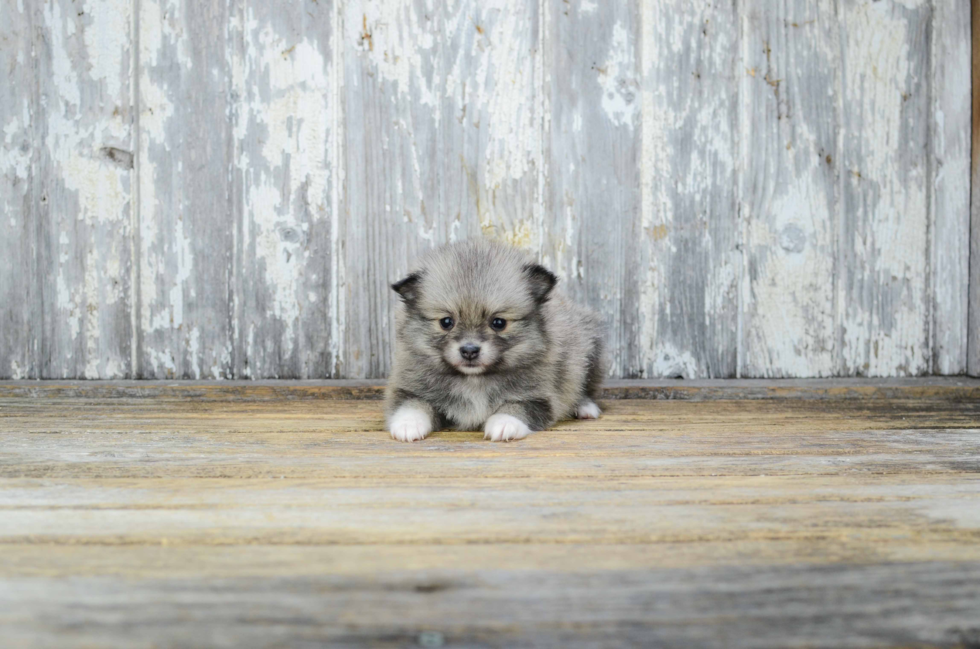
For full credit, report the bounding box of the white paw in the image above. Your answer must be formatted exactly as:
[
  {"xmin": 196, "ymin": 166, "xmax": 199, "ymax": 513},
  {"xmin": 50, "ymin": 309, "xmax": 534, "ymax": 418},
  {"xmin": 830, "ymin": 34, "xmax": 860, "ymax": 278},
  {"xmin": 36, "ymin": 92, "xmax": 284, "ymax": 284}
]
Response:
[
  {"xmin": 389, "ymin": 406, "xmax": 433, "ymax": 442},
  {"xmin": 575, "ymin": 400, "xmax": 601, "ymax": 420},
  {"xmin": 484, "ymin": 414, "xmax": 532, "ymax": 442}
]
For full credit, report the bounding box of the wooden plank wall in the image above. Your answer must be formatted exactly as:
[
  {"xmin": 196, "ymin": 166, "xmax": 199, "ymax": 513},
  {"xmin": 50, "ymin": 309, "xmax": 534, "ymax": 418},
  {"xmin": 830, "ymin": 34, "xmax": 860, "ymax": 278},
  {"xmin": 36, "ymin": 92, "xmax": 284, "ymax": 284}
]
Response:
[
  {"xmin": 971, "ymin": 0, "xmax": 980, "ymax": 377},
  {"xmin": 0, "ymin": 0, "xmax": 973, "ymax": 380}
]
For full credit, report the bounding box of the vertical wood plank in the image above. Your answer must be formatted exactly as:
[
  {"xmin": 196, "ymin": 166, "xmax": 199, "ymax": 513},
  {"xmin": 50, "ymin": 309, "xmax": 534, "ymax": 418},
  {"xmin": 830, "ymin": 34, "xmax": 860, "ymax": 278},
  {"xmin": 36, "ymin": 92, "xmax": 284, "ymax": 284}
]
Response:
[
  {"xmin": 547, "ymin": 0, "xmax": 640, "ymax": 378},
  {"xmin": 35, "ymin": 0, "xmax": 135, "ymax": 378},
  {"xmin": 0, "ymin": 0, "xmax": 35, "ymax": 379},
  {"xmin": 138, "ymin": 0, "xmax": 235, "ymax": 379},
  {"xmin": 639, "ymin": 0, "xmax": 738, "ymax": 378},
  {"xmin": 739, "ymin": 0, "xmax": 839, "ymax": 377},
  {"xmin": 931, "ymin": 0, "xmax": 971, "ymax": 375},
  {"xmin": 342, "ymin": 0, "xmax": 541, "ymax": 378},
  {"xmin": 838, "ymin": 0, "xmax": 930, "ymax": 376},
  {"xmin": 970, "ymin": 0, "xmax": 980, "ymax": 377},
  {"xmin": 236, "ymin": 0, "xmax": 336, "ymax": 378}
]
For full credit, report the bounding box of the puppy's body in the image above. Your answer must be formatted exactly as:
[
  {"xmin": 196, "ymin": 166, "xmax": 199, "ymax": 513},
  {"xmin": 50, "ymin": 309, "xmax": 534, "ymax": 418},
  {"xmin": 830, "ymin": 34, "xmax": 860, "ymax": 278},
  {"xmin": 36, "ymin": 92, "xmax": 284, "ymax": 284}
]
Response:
[{"xmin": 386, "ymin": 240, "xmax": 605, "ymax": 442}]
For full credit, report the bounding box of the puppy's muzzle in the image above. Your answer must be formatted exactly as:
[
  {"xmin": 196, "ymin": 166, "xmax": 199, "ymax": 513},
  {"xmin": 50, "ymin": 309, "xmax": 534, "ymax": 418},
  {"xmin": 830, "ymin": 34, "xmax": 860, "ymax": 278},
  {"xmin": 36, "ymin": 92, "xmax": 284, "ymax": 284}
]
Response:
[{"xmin": 459, "ymin": 343, "xmax": 481, "ymax": 361}]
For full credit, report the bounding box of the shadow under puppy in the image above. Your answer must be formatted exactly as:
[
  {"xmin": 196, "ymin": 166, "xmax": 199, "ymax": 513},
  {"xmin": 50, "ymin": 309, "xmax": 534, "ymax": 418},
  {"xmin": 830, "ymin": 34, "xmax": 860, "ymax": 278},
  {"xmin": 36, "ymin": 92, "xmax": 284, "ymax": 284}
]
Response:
[{"xmin": 386, "ymin": 239, "xmax": 605, "ymax": 442}]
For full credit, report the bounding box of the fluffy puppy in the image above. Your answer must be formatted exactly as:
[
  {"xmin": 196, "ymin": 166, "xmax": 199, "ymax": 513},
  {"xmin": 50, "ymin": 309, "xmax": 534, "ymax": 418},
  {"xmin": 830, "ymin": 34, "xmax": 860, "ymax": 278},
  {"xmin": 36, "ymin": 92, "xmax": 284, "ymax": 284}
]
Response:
[{"xmin": 385, "ymin": 239, "xmax": 605, "ymax": 442}]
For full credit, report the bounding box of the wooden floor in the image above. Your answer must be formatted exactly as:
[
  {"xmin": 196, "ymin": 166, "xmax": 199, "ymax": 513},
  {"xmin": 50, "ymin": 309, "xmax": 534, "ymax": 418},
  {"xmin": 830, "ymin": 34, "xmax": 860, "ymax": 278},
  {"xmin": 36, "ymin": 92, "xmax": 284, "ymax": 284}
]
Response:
[{"xmin": 2, "ymin": 380, "xmax": 980, "ymax": 648}]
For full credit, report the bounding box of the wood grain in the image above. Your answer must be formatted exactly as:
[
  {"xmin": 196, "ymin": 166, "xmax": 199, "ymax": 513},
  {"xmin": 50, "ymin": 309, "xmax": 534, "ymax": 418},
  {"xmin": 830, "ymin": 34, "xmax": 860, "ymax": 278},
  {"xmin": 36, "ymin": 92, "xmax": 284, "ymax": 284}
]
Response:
[
  {"xmin": 35, "ymin": 0, "xmax": 136, "ymax": 378},
  {"xmin": 0, "ymin": 392, "xmax": 978, "ymax": 646},
  {"xmin": 3, "ymin": 377, "xmax": 980, "ymax": 401},
  {"xmin": 235, "ymin": 0, "xmax": 337, "ymax": 379},
  {"xmin": 0, "ymin": 0, "xmax": 35, "ymax": 379},
  {"xmin": 138, "ymin": 0, "xmax": 235, "ymax": 379},
  {"xmin": 640, "ymin": 0, "xmax": 739, "ymax": 379},
  {"xmin": 931, "ymin": 0, "xmax": 972, "ymax": 375},
  {"xmin": 971, "ymin": 0, "xmax": 980, "ymax": 378},
  {"xmin": 2, "ymin": 561, "xmax": 979, "ymax": 648},
  {"xmin": 739, "ymin": 0, "xmax": 838, "ymax": 377},
  {"xmin": 838, "ymin": 0, "xmax": 931, "ymax": 377},
  {"xmin": 547, "ymin": 0, "xmax": 641, "ymax": 377}
]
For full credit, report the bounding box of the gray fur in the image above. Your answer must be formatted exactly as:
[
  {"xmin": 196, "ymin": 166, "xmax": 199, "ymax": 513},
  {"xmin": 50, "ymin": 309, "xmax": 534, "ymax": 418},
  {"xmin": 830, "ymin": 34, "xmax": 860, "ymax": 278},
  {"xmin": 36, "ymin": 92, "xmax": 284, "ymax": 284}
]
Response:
[{"xmin": 386, "ymin": 239, "xmax": 605, "ymax": 436}]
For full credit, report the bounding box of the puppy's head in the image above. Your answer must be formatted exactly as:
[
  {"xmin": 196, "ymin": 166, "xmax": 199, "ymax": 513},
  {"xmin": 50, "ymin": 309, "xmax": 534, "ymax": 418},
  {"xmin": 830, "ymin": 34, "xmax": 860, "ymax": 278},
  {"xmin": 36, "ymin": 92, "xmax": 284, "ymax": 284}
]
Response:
[{"xmin": 391, "ymin": 240, "xmax": 557, "ymax": 376}]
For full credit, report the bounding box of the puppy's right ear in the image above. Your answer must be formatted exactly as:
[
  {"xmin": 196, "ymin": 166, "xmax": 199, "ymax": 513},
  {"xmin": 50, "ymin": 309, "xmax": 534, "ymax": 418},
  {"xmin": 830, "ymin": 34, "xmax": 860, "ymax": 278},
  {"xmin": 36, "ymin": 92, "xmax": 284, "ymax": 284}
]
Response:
[
  {"xmin": 391, "ymin": 272, "xmax": 422, "ymax": 303},
  {"xmin": 523, "ymin": 264, "xmax": 558, "ymax": 304}
]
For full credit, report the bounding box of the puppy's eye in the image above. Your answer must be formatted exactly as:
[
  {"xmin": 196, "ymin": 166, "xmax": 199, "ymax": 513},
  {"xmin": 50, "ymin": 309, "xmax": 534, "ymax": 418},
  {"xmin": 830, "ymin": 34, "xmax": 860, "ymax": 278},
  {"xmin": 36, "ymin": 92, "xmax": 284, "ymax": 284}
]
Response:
[
  {"xmin": 490, "ymin": 317, "xmax": 507, "ymax": 332},
  {"xmin": 439, "ymin": 317, "xmax": 455, "ymax": 331}
]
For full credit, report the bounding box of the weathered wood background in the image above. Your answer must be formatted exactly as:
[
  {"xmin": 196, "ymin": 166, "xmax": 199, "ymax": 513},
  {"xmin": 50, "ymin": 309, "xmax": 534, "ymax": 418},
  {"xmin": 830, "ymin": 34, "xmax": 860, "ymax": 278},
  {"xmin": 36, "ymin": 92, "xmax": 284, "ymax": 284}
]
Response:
[{"xmin": 0, "ymin": 0, "xmax": 974, "ymax": 379}]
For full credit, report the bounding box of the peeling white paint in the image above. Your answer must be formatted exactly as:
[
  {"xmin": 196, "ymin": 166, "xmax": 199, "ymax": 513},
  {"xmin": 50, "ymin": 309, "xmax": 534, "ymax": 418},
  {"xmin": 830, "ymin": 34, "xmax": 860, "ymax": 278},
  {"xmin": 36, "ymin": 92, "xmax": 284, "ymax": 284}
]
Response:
[
  {"xmin": 352, "ymin": 0, "xmax": 437, "ymax": 110},
  {"xmin": 56, "ymin": 231, "xmax": 80, "ymax": 343},
  {"xmin": 840, "ymin": 1, "xmax": 929, "ymax": 376},
  {"xmin": 47, "ymin": 2, "xmax": 81, "ymax": 109},
  {"xmin": 598, "ymin": 22, "xmax": 638, "ymax": 129},
  {"xmin": 147, "ymin": 348, "xmax": 177, "ymax": 377},
  {"xmin": 8, "ymin": 360, "xmax": 26, "ymax": 380},
  {"xmin": 138, "ymin": 78, "xmax": 174, "ymax": 143},
  {"xmin": 46, "ymin": 119, "xmax": 129, "ymax": 226},
  {"xmin": 480, "ymin": 2, "xmax": 540, "ymax": 188},
  {"xmin": 188, "ymin": 327, "xmax": 201, "ymax": 379},
  {"xmin": 639, "ymin": 3, "xmax": 679, "ymax": 376},
  {"xmin": 891, "ymin": 0, "xmax": 926, "ymax": 8},
  {"xmin": 330, "ymin": 0, "xmax": 345, "ymax": 377},
  {"xmin": 40, "ymin": 0, "xmax": 133, "ymax": 378},
  {"xmin": 737, "ymin": 5, "xmax": 837, "ymax": 378},
  {"xmin": 138, "ymin": 0, "xmax": 205, "ymax": 378},
  {"xmin": 167, "ymin": 213, "xmax": 193, "ymax": 330},
  {"xmin": 743, "ymin": 177, "xmax": 836, "ymax": 377},
  {"xmin": 83, "ymin": 0, "xmax": 131, "ymax": 100},
  {"xmin": 254, "ymin": 35, "xmax": 330, "ymax": 216},
  {"xmin": 930, "ymin": 0, "xmax": 971, "ymax": 374},
  {"xmin": 649, "ymin": 342, "xmax": 699, "ymax": 379},
  {"xmin": 1, "ymin": 105, "xmax": 31, "ymax": 180},
  {"xmin": 639, "ymin": 2, "xmax": 741, "ymax": 378},
  {"xmin": 84, "ymin": 247, "xmax": 102, "ymax": 378},
  {"xmin": 240, "ymin": 13, "xmax": 333, "ymax": 363}
]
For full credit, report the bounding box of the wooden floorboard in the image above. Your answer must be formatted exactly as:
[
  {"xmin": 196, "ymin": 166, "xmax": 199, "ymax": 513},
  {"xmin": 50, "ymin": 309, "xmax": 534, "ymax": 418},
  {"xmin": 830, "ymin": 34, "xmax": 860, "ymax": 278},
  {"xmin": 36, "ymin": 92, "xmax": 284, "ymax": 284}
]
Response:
[
  {"xmin": 1, "ymin": 383, "xmax": 979, "ymax": 647},
  {"xmin": 2, "ymin": 377, "xmax": 980, "ymax": 401}
]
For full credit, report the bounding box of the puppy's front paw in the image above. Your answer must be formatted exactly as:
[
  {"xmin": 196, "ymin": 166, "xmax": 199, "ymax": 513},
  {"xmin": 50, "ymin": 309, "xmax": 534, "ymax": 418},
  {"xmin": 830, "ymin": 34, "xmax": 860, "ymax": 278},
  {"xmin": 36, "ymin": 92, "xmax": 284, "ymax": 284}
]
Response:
[
  {"xmin": 575, "ymin": 399, "xmax": 601, "ymax": 420},
  {"xmin": 389, "ymin": 406, "xmax": 433, "ymax": 442},
  {"xmin": 484, "ymin": 414, "xmax": 532, "ymax": 442}
]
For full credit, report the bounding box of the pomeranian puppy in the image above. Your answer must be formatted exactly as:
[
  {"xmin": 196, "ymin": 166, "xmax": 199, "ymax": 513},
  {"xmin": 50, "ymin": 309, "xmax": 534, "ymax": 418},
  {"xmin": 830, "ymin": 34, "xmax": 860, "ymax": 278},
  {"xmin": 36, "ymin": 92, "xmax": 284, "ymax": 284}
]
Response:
[{"xmin": 386, "ymin": 239, "xmax": 605, "ymax": 442}]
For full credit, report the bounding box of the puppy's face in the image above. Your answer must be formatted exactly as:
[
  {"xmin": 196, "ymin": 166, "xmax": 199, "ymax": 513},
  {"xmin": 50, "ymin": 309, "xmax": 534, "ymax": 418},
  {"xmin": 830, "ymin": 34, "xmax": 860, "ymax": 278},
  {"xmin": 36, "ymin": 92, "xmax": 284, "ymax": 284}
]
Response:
[{"xmin": 391, "ymin": 242, "xmax": 557, "ymax": 376}]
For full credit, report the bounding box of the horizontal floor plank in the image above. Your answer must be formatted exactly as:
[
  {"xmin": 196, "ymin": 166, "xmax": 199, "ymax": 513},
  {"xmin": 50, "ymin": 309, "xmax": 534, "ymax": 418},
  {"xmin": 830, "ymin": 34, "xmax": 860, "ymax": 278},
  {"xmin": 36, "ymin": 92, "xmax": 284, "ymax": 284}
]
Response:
[
  {"xmin": 2, "ymin": 562, "xmax": 979, "ymax": 648},
  {"xmin": 1, "ymin": 477, "xmax": 978, "ymax": 550},
  {"xmin": 2, "ymin": 401, "xmax": 978, "ymax": 481},
  {"xmin": 1, "ymin": 390, "xmax": 979, "ymax": 646},
  {"xmin": 2, "ymin": 377, "xmax": 980, "ymax": 401}
]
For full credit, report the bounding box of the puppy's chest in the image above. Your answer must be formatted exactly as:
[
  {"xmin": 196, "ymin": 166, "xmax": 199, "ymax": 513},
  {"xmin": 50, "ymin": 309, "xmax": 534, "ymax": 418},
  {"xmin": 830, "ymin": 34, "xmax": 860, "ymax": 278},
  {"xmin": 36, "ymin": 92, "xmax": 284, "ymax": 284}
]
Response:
[{"xmin": 443, "ymin": 382, "xmax": 497, "ymax": 430}]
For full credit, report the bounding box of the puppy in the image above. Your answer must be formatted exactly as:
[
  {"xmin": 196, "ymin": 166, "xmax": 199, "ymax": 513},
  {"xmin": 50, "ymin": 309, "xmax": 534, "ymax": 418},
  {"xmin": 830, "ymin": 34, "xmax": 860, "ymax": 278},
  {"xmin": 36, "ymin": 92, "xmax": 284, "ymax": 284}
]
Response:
[{"xmin": 386, "ymin": 239, "xmax": 605, "ymax": 442}]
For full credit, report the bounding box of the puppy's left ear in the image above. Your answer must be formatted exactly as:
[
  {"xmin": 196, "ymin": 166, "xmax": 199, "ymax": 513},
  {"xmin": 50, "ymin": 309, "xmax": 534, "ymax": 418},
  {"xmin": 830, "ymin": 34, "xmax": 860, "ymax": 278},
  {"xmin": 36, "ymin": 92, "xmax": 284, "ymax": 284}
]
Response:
[
  {"xmin": 391, "ymin": 272, "xmax": 422, "ymax": 303},
  {"xmin": 523, "ymin": 264, "xmax": 558, "ymax": 304}
]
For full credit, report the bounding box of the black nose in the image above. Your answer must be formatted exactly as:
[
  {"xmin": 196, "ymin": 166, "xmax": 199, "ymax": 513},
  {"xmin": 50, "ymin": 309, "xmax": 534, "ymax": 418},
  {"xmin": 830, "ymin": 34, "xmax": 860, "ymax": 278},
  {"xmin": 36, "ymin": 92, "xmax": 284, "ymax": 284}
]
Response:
[{"xmin": 460, "ymin": 343, "xmax": 481, "ymax": 361}]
